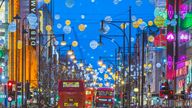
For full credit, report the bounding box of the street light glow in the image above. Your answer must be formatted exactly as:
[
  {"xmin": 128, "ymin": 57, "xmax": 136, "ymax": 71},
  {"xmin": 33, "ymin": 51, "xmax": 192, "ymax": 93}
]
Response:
[
  {"xmin": 70, "ymin": 55, "xmax": 75, "ymax": 59},
  {"xmin": 60, "ymin": 41, "xmax": 67, "ymax": 46},
  {"xmin": 67, "ymin": 50, "xmax": 73, "ymax": 55},
  {"xmin": 98, "ymin": 60, "xmax": 103, "ymax": 66},
  {"xmin": 73, "ymin": 59, "xmax": 77, "ymax": 64},
  {"xmin": 79, "ymin": 63, "xmax": 84, "ymax": 67}
]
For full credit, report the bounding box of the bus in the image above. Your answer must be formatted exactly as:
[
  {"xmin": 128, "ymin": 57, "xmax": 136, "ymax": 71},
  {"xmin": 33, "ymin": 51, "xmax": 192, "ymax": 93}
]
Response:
[
  {"xmin": 95, "ymin": 87, "xmax": 114, "ymax": 108},
  {"xmin": 58, "ymin": 80, "xmax": 85, "ymax": 108},
  {"xmin": 85, "ymin": 88, "xmax": 94, "ymax": 108}
]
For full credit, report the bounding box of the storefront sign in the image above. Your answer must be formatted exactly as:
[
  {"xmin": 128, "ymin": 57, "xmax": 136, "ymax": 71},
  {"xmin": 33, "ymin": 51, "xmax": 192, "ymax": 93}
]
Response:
[
  {"xmin": 178, "ymin": 79, "xmax": 185, "ymax": 88},
  {"xmin": 29, "ymin": 0, "xmax": 37, "ymax": 46},
  {"xmin": 168, "ymin": 4, "xmax": 174, "ymax": 20},
  {"xmin": 180, "ymin": 4, "xmax": 188, "ymax": 19},
  {"xmin": 186, "ymin": 60, "xmax": 192, "ymax": 85},
  {"xmin": 176, "ymin": 66, "xmax": 187, "ymax": 77}
]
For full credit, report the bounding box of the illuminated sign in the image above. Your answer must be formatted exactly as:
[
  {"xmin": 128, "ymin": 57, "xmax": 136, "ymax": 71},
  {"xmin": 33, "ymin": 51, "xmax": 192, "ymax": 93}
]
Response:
[
  {"xmin": 166, "ymin": 55, "xmax": 175, "ymax": 79},
  {"xmin": 167, "ymin": 55, "xmax": 173, "ymax": 70},
  {"xmin": 168, "ymin": 4, "xmax": 174, "ymax": 19},
  {"xmin": 176, "ymin": 66, "xmax": 187, "ymax": 77},
  {"xmin": 178, "ymin": 79, "xmax": 185, "ymax": 88},
  {"xmin": 186, "ymin": 60, "xmax": 192, "ymax": 85},
  {"xmin": 180, "ymin": 4, "xmax": 188, "ymax": 19},
  {"xmin": 179, "ymin": 31, "xmax": 189, "ymax": 42},
  {"xmin": 63, "ymin": 82, "xmax": 80, "ymax": 88},
  {"xmin": 166, "ymin": 32, "xmax": 175, "ymax": 42},
  {"xmin": 29, "ymin": 0, "xmax": 37, "ymax": 46}
]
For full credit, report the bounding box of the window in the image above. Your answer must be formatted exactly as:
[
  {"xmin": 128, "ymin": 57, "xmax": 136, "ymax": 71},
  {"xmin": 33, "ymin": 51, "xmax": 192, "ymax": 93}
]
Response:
[
  {"xmin": 86, "ymin": 91, "xmax": 91, "ymax": 95},
  {"xmin": 97, "ymin": 91, "xmax": 113, "ymax": 96},
  {"xmin": 63, "ymin": 82, "xmax": 80, "ymax": 88}
]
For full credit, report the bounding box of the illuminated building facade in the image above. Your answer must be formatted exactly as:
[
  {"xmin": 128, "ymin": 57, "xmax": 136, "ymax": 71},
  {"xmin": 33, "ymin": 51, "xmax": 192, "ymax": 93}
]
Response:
[
  {"xmin": 8, "ymin": 0, "xmax": 38, "ymax": 89},
  {"xmin": 0, "ymin": 0, "xmax": 9, "ymax": 105},
  {"xmin": 166, "ymin": 0, "xmax": 192, "ymax": 106}
]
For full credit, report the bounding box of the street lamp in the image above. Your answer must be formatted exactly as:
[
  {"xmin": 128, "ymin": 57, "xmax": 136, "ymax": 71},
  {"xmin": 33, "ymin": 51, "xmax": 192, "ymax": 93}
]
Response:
[
  {"xmin": 12, "ymin": 14, "xmax": 21, "ymax": 108},
  {"xmin": 137, "ymin": 24, "xmax": 159, "ymax": 108},
  {"xmin": 70, "ymin": 54, "xmax": 75, "ymax": 60},
  {"xmin": 60, "ymin": 34, "xmax": 67, "ymax": 46},
  {"xmin": 100, "ymin": 20, "xmax": 130, "ymax": 107},
  {"xmin": 67, "ymin": 50, "xmax": 73, "ymax": 55}
]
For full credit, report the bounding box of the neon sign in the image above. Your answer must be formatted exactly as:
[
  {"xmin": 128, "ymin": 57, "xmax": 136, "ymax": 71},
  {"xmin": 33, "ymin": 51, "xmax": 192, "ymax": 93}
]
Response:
[
  {"xmin": 168, "ymin": 4, "xmax": 174, "ymax": 19},
  {"xmin": 179, "ymin": 32, "xmax": 189, "ymax": 42},
  {"xmin": 180, "ymin": 4, "xmax": 188, "ymax": 19},
  {"xmin": 166, "ymin": 32, "xmax": 175, "ymax": 42},
  {"xmin": 178, "ymin": 79, "xmax": 185, "ymax": 88},
  {"xmin": 167, "ymin": 55, "xmax": 173, "ymax": 69},
  {"xmin": 176, "ymin": 66, "xmax": 187, "ymax": 77}
]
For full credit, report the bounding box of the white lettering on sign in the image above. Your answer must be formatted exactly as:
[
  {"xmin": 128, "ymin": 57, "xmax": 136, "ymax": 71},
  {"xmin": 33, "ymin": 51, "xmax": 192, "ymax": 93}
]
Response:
[{"xmin": 29, "ymin": 0, "xmax": 37, "ymax": 47}]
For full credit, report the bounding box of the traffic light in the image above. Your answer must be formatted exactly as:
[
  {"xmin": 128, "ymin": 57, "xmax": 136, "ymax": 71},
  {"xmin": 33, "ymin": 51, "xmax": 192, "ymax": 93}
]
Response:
[
  {"xmin": 7, "ymin": 81, "xmax": 15, "ymax": 102},
  {"xmin": 159, "ymin": 82, "xmax": 174, "ymax": 99},
  {"xmin": 168, "ymin": 90, "xmax": 174, "ymax": 99},
  {"xmin": 7, "ymin": 81, "xmax": 13, "ymax": 92}
]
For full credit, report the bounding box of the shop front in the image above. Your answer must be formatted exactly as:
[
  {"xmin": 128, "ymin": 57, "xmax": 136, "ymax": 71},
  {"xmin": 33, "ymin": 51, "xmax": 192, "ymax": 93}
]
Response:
[{"xmin": 186, "ymin": 59, "xmax": 192, "ymax": 106}]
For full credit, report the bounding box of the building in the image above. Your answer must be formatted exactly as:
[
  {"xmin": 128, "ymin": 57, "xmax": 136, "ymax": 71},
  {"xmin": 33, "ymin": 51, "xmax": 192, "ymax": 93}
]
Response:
[
  {"xmin": 166, "ymin": 0, "xmax": 192, "ymax": 107},
  {"xmin": 0, "ymin": 0, "xmax": 9, "ymax": 106}
]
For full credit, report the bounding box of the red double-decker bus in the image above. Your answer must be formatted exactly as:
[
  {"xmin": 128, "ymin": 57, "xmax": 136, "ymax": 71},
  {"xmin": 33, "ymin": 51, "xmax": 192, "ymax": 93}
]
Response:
[
  {"xmin": 58, "ymin": 80, "xmax": 85, "ymax": 108},
  {"xmin": 95, "ymin": 87, "xmax": 114, "ymax": 108},
  {"xmin": 85, "ymin": 88, "xmax": 94, "ymax": 108}
]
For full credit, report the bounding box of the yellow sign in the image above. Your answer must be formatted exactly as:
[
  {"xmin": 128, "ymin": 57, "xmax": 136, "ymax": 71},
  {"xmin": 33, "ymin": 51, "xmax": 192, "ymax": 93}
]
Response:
[{"xmin": 17, "ymin": 40, "xmax": 22, "ymax": 49}]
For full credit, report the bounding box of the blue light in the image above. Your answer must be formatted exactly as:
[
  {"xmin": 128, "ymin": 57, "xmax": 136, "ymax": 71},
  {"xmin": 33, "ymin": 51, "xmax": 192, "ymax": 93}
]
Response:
[{"xmin": 163, "ymin": 59, "xmax": 166, "ymax": 63}]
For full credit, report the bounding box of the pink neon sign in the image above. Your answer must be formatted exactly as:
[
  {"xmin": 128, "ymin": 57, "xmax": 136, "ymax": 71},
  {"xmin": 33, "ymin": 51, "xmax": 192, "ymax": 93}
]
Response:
[
  {"xmin": 168, "ymin": 4, "xmax": 174, "ymax": 19},
  {"xmin": 180, "ymin": 4, "xmax": 188, "ymax": 19},
  {"xmin": 176, "ymin": 66, "xmax": 187, "ymax": 77},
  {"xmin": 178, "ymin": 79, "xmax": 185, "ymax": 88},
  {"xmin": 166, "ymin": 32, "xmax": 175, "ymax": 42},
  {"xmin": 166, "ymin": 55, "xmax": 175, "ymax": 80},
  {"xmin": 179, "ymin": 32, "xmax": 189, "ymax": 42},
  {"xmin": 167, "ymin": 55, "xmax": 173, "ymax": 69}
]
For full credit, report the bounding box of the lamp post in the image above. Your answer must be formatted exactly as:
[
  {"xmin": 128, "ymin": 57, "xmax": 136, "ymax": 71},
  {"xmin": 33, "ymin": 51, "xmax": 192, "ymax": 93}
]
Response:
[
  {"xmin": 136, "ymin": 24, "xmax": 159, "ymax": 108},
  {"xmin": 12, "ymin": 14, "xmax": 21, "ymax": 108},
  {"xmin": 38, "ymin": 32, "xmax": 79, "ymax": 106},
  {"xmin": 21, "ymin": 18, "xmax": 28, "ymax": 108},
  {"xmin": 100, "ymin": 17, "xmax": 131, "ymax": 107},
  {"xmin": 38, "ymin": 33, "xmax": 65, "ymax": 106}
]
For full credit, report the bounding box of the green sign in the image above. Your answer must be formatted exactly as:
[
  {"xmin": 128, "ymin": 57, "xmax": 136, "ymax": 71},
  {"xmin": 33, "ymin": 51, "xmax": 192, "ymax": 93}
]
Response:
[{"xmin": 181, "ymin": 12, "xmax": 192, "ymax": 29}]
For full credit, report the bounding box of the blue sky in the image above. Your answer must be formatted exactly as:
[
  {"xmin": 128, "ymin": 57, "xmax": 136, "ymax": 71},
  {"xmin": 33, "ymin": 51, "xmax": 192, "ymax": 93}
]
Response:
[{"xmin": 47, "ymin": 0, "xmax": 156, "ymax": 68}]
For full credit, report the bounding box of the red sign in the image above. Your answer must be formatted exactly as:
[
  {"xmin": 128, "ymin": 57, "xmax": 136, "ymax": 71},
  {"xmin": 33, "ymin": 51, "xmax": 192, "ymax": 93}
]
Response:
[
  {"xmin": 154, "ymin": 34, "xmax": 167, "ymax": 47},
  {"xmin": 178, "ymin": 79, "xmax": 185, "ymax": 88},
  {"xmin": 0, "ymin": 67, "xmax": 3, "ymax": 73},
  {"xmin": 176, "ymin": 66, "xmax": 187, "ymax": 77}
]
